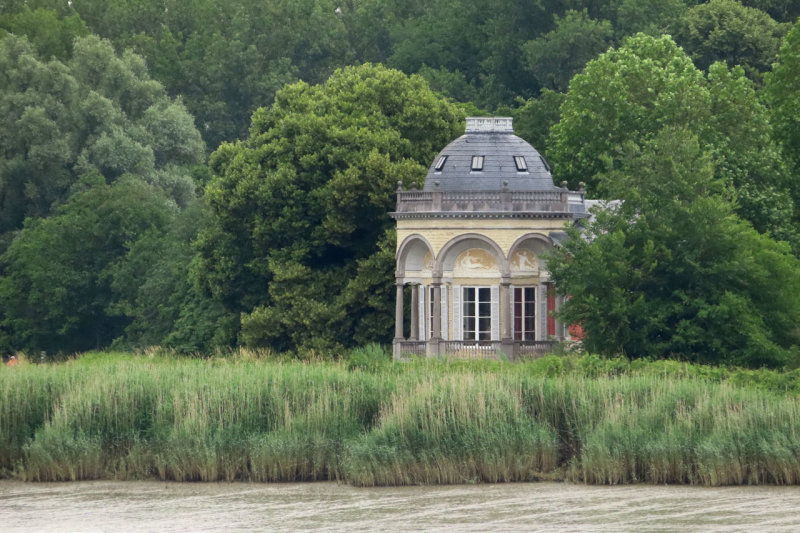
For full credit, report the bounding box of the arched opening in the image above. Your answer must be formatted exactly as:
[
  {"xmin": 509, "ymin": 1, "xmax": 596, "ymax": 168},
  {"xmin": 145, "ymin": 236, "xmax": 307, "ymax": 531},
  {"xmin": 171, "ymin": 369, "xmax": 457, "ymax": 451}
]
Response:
[
  {"xmin": 396, "ymin": 234, "xmax": 434, "ymax": 277},
  {"xmin": 507, "ymin": 233, "xmax": 554, "ymax": 275},
  {"xmin": 433, "ymin": 235, "xmax": 507, "ymax": 346},
  {"xmin": 507, "ymin": 234, "xmax": 558, "ymax": 342}
]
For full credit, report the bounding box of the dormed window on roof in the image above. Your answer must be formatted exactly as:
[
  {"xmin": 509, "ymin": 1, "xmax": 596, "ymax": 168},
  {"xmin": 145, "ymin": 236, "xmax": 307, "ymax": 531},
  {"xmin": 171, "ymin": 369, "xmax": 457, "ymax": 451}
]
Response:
[
  {"xmin": 514, "ymin": 156, "xmax": 527, "ymax": 171},
  {"xmin": 471, "ymin": 155, "xmax": 485, "ymax": 171},
  {"xmin": 434, "ymin": 155, "xmax": 447, "ymax": 171}
]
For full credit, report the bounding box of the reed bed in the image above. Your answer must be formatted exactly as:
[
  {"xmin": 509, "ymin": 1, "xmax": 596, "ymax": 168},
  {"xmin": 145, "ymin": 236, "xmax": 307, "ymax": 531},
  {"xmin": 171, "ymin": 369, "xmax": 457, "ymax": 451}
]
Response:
[{"xmin": 2, "ymin": 351, "xmax": 800, "ymax": 485}]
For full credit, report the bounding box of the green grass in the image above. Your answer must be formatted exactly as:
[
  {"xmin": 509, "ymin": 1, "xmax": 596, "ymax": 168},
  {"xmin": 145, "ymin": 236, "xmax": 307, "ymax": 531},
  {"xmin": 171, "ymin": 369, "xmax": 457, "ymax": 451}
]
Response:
[{"xmin": 2, "ymin": 349, "xmax": 800, "ymax": 485}]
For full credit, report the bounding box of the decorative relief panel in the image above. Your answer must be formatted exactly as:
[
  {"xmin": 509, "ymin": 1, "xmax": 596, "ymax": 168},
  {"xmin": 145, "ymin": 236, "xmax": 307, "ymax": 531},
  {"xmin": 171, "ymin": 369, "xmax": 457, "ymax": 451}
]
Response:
[
  {"xmin": 510, "ymin": 249, "xmax": 538, "ymax": 273},
  {"xmin": 453, "ymin": 248, "xmax": 498, "ymax": 275}
]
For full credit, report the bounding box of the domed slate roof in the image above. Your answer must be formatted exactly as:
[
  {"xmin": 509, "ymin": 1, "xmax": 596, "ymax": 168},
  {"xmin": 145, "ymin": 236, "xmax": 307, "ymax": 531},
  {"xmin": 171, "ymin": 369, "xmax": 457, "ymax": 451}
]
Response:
[{"xmin": 423, "ymin": 118, "xmax": 558, "ymax": 192}]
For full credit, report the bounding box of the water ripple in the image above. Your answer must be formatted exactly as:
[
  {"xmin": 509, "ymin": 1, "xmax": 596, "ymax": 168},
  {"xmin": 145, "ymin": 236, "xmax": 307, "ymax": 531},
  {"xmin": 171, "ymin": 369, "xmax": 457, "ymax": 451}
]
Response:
[{"xmin": 2, "ymin": 481, "xmax": 800, "ymax": 532}]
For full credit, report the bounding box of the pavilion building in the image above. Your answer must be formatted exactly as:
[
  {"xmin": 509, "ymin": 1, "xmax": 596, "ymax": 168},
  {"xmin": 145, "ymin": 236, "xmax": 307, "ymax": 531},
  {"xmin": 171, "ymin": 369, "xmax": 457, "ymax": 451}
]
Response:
[{"xmin": 391, "ymin": 117, "xmax": 594, "ymax": 359}]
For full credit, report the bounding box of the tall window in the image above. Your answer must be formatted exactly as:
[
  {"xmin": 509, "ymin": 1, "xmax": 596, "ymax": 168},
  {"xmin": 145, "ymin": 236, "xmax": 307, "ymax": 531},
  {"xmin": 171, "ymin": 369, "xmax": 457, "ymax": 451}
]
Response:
[
  {"xmin": 513, "ymin": 156, "xmax": 527, "ymax": 171},
  {"xmin": 513, "ymin": 287, "xmax": 536, "ymax": 340},
  {"xmin": 471, "ymin": 155, "xmax": 485, "ymax": 171},
  {"xmin": 463, "ymin": 287, "xmax": 491, "ymax": 341}
]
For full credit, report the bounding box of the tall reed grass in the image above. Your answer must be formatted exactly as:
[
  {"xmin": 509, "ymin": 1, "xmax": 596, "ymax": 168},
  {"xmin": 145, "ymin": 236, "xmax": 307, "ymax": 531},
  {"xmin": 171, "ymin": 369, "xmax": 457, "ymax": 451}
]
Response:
[{"xmin": 2, "ymin": 350, "xmax": 800, "ymax": 485}]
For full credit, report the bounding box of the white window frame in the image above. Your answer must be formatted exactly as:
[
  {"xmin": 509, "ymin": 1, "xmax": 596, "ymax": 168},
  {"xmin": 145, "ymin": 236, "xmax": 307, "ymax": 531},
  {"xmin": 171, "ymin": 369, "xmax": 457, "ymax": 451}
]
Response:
[{"xmin": 462, "ymin": 286, "xmax": 492, "ymax": 342}]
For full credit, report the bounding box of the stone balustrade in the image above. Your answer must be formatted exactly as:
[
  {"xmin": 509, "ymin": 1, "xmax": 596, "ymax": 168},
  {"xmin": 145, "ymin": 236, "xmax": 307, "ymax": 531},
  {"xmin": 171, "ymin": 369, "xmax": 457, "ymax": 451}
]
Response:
[{"xmin": 394, "ymin": 189, "xmax": 583, "ymax": 215}]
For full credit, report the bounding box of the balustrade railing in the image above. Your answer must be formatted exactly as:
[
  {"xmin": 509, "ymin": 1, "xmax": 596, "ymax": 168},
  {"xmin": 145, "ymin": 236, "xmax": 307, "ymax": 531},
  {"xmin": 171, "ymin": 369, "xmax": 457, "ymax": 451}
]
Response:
[
  {"xmin": 395, "ymin": 341, "xmax": 426, "ymax": 357},
  {"xmin": 441, "ymin": 341, "xmax": 502, "ymax": 359},
  {"xmin": 516, "ymin": 341, "xmax": 557, "ymax": 358},
  {"xmin": 394, "ymin": 190, "xmax": 577, "ymax": 214},
  {"xmin": 394, "ymin": 339, "xmax": 558, "ymax": 359}
]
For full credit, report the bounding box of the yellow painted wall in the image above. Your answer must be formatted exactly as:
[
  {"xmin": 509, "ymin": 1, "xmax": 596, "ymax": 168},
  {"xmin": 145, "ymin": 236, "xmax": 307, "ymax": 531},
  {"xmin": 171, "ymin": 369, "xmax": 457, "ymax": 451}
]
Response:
[{"xmin": 396, "ymin": 217, "xmax": 571, "ymax": 258}]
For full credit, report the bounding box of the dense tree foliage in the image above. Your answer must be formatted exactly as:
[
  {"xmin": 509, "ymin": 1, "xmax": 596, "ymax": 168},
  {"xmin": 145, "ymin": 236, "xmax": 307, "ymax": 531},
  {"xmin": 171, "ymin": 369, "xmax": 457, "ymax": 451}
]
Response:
[
  {"xmin": 673, "ymin": 0, "xmax": 789, "ymax": 83},
  {"xmin": 107, "ymin": 200, "xmax": 237, "ymax": 352},
  {"xmin": 549, "ymin": 34, "xmax": 797, "ymax": 245},
  {"xmin": 765, "ymin": 19, "xmax": 800, "ymax": 190},
  {"xmin": 0, "ymin": 34, "xmax": 204, "ymax": 250},
  {"xmin": 0, "ymin": 1, "xmax": 799, "ymax": 365},
  {"xmin": 2, "ymin": 1, "xmax": 793, "ymax": 149},
  {"xmin": 549, "ymin": 128, "xmax": 800, "ymax": 368},
  {"xmin": 0, "ymin": 7, "xmax": 88, "ymax": 60},
  {"xmin": 0, "ymin": 34, "xmax": 210, "ymax": 354},
  {"xmin": 523, "ymin": 10, "xmax": 614, "ymax": 93},
  {"xmin": 0, "ymin": 178, "xmax": 176, "ymax": 353},
  {"xmin": 197, "ymin": 64, "xmax": 462, "ymax": 352}
]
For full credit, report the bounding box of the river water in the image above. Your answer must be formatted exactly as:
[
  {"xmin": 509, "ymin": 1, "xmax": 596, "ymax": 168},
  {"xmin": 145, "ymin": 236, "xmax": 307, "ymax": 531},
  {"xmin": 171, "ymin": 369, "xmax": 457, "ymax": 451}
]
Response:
[{"xmin": 2, "ymin": 481, "xmax": 799, "ymax": 531}]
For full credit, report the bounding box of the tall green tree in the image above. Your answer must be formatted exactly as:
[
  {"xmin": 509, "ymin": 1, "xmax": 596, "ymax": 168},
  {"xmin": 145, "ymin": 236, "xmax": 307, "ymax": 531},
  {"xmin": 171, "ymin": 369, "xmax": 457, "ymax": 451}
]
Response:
[
  {"xmin": 705, "ymin": 62, "xmax": 794, "ymax": 243},
  {"xmin": 0, "ymin": 7, "xmax": 88, "ymax": 60},
  {"xmin": 765, "ymin": 19, "xmax": 800, "ymax": 193},
  {"xmin": 522, "ymin": 10, "xmax": 614, "ymax": 93},
  {"xmin": 0, "ymin": 34, "xmax": 204, "ymax": 251},
  {"xmin": 673, "ymin": 0, "xmax": 789, "ymax": 83},
  {"xmin": 549, "ymin": 127, "xmax": 800, "ymax": 368},
  {"xmin": 107, "ymin": 199, "xmax": 237, "ymax": 352},
  {"xmin": 614, "ymin": 0, "xmax": 686, "ymax": 36},
  {"xmin": 511, "ymin": 89, "xmax": 566, "ymax": 158},
  {"xmin": 44, "ymin": 0, "xmax": 353, "ymax": 148},
  {"xmin": 198, "ymin": 64, "xmax": 463, "ymax": 352},
  {"xmin": 549, "ymin": 34, "xmax": 709, "ymax": 191},
  {"xmin": 0, "ymin": 178, "xmax": 176, "ymax": 354},
  {"xmin": 549, "ymin": 34, "xmax": 796, "ymax": 245}
]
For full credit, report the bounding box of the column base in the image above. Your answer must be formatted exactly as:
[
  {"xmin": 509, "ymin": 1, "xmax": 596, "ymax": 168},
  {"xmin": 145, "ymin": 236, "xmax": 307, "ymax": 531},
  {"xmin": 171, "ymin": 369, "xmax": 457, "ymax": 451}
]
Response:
[
  {"xmin": 500, "ymin": 339, "xmax": 515, "ymax": 361},
  {"xmin": 392, "ymin": 338, "xmax": 404, "ymax": 360},
  {"xmin": 426, "ymin": 338, "xmax": 442, "ymax": 358}
]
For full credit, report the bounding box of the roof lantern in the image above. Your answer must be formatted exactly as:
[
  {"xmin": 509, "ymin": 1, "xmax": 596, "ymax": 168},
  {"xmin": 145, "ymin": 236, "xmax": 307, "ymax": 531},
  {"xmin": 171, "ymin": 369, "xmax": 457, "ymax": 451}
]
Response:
[{"xmin": 465, "ymin": 117, "xmax": 514, "ymax": 133}]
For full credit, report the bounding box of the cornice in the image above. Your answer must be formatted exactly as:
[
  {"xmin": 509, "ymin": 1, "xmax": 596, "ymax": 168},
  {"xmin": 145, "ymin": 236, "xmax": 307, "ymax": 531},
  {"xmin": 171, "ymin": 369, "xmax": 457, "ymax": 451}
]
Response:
[{"xmin": 390, "ymin": 211, "xmax": 588, "ymax": 220}]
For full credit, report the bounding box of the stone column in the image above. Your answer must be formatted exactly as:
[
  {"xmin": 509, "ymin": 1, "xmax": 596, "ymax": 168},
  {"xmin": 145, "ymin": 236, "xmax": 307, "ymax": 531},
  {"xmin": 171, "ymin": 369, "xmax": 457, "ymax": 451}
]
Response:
[
  {"xmin": 410, "ymin": 284, "xmax": 419, "ymax": 341},
  {"xmin": 500, "ymin": 281, "xmax": 511, "ymax": 340},
  {"xmin": 428, "ymin": 280, "xmax": 443, "ymax": 358},
  {"xmin": 500, "ymin": 280, "xmax": 514, "ymax": 360},
  {"xmin": 432, "ymin": 281, "xmax": 442, "ymax": 339},
  {"xmin": 394, "ymin": 282, "xmax": 404, "ymax": 340}
]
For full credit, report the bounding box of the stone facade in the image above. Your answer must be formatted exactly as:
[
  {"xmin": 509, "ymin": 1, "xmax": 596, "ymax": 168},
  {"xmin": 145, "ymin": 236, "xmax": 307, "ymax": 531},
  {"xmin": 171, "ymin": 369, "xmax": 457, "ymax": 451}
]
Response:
[{"xmin": 391, "ymin": 118, "xmax": 592, "ymax": 360}]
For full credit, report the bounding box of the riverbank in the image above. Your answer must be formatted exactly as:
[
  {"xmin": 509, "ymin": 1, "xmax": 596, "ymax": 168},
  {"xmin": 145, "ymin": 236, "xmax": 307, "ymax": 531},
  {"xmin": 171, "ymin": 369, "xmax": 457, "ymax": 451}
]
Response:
[{"xmin": 2, "ymin": 349, "xmax": 800, "ymax": 485}]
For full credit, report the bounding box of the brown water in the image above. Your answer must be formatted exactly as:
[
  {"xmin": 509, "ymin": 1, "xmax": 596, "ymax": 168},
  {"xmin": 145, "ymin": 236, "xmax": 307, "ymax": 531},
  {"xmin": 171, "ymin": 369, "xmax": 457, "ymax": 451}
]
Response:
[{"xmin": 2, "ymin": 481, "xmax": 800, "ymax": 532}]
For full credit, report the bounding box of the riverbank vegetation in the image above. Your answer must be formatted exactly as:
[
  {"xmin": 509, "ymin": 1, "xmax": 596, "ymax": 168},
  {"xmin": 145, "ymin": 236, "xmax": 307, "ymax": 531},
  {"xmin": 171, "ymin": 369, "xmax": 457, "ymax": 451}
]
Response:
[{"xmin": 3, "ymin": 349, "xmax": 800, "ymax": 486}]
